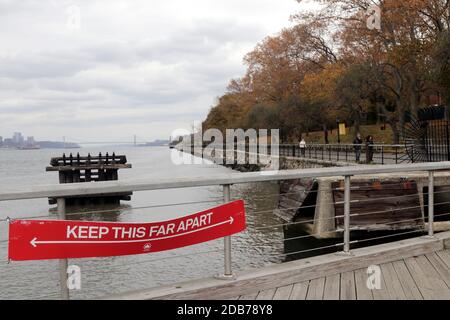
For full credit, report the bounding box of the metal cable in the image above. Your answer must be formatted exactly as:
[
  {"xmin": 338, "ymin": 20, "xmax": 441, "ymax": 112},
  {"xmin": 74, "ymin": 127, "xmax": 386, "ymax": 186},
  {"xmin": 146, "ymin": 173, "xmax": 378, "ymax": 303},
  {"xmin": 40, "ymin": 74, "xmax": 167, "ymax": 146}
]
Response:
[
  {"xmin": 0, "ymin": 249, "xmax": 224, "ymax": 276},
  {"xmin": 251, "ymin": 197, "xmax": 450, "ymax": 231},
  {"xmin": 247, "ymin": 188, "xmax": 450, "ymax": 216},
  {"xmin": 268, "ymin": 243, "xmax": 344, "ymax": 258},
  {"xmin": 353, "ymin": 229, "xmax": 425, "ymax": 245},
  {"xmin": 280, "ymin": 211, "xmax": 450, "ymax": 243},
  {"xmin": 0, "ymin": 198, "xmax": 224, "ymax": 222},
  {"xmin": 64, "ymin": 198, "xmax": 222, "ymax": 215},
  {"xmin": 2, "ymin": 197, "xmax": 448, "ymax": 244},
  {"xmin": 78, "ymin": 248, "xmax": 223, "ymax": 273},
  {"xmin": 1, "ymin": 181, "xmax": 447, "ymax": 222},
  {"xmin": 3, "ymin": 209, "xmax": 450, "ymax": 247}
]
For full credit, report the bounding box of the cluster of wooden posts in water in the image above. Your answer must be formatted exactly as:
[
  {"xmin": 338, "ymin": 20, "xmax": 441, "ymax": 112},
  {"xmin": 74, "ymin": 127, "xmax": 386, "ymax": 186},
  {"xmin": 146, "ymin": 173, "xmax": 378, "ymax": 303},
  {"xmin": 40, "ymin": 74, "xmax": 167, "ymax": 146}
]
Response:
[{"xmin": 46, "ymin": 152, "xmax": 132, "ymax": 206}]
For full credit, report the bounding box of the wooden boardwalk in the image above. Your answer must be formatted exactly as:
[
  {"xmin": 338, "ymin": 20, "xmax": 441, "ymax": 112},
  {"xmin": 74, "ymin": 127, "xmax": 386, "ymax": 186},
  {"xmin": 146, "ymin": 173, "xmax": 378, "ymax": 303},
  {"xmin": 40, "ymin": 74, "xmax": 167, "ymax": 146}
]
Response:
[
  {"xmin": 235, "ymin": 249, "xmax": 450, "ymax": 300},
  {"xmin": 103, "ymin": 231, "xmax": 450, "ymax": 300}
]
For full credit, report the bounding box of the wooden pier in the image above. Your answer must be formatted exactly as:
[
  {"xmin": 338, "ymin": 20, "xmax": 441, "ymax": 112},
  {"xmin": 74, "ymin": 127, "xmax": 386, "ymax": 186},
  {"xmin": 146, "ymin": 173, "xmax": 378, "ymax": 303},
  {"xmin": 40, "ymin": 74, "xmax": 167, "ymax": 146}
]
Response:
[
  {"xmin": 102, "ymin": 231, "xmax": 450, "ymax": 300},
  {"xmin": 46, "ymin": 153, "xmax": 132, "ymax": 205}
]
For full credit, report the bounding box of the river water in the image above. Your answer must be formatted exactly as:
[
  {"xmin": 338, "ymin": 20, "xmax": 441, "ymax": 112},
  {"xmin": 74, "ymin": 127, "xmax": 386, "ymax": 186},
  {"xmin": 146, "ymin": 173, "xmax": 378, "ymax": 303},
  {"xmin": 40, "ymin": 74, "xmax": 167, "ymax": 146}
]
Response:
[{"xmin": 0, "ymin": 146, "xmax": 285, "ymax": 299}]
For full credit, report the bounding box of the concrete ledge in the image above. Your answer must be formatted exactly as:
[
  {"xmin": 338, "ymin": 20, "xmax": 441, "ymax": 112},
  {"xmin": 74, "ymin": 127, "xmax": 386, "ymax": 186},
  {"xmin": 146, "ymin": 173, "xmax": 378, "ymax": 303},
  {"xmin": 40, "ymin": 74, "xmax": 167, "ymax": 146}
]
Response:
[
  {"xmin": 100, "ymin": 231, "xmax": 450, "ymax": 300},
  {"xmin": 282, "ymin": 155, "xmax": 357, "ymax": 167}
]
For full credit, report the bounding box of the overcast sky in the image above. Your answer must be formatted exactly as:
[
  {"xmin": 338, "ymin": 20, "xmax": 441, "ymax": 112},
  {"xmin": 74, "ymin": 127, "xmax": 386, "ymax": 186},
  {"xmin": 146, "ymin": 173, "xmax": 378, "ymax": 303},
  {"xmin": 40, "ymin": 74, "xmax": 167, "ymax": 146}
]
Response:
[{"xmin": 0, "ymin": 0, "xmax": 313, "ymax": 143}]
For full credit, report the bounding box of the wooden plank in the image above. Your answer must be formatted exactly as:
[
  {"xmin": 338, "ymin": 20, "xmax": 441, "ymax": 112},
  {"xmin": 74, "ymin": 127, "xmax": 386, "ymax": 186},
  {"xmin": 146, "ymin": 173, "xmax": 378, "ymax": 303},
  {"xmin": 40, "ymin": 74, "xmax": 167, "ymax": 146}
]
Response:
[
  {"xmin": 289, "ymin": 282, "xmax": 309, "ymax": 300},
  {"xmin": 404, "ymin": 257, "xmax": 435, "ymax": 300},
  {"xmin": 323, "ymin": 274, "xmax": 340, "ymax": 300},
  {"xmin": 414, "ymin": 255, "xmax": 450, "ymax": 299},
  {"xmin": 272, "ymin": 285, "xmax": 293, "ymax": 300},
  {"xmin": 380, "ymin": 263, "xmax": 407, "ymax": 299},
  {"xmin": 102, "ymin": 234, "xmax": 446, "ymax": 300},
  {"xmin": 426, "ymin": 253, "xmax": 450, "ymax": 288},
  {"xmin": 436, "ymin": 250, "xmax": 450, "ymax": 268},
  {"xmin": 238, "ymin": 292, "xmax": 259, "ymax": 300},
  {"xmin": 354, "ymin": 268, "xmax": 373, "ymax": 300},
  {"xmin": 392, "ymin": 260, "xmax": 423, "ymax": 300},
  {"xmin": 306, "ymin": 278, "xmax": 325, "ymax": 300},
  {"xmin": 255, "ymin": 289, "xmax": 276, "ymax": 300},
  {"xmin": 340, "ymin": 271, "xmax": 356, "ymax": 300},
  {"xmin": 371, "ymin": 267, "xmax": 391, "ymax": 300}
]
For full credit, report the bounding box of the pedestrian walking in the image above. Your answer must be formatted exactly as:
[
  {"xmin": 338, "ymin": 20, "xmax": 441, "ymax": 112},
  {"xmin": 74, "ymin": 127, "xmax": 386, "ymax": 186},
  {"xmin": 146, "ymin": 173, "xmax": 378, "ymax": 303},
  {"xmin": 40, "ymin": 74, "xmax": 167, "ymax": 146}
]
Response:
[
  {"xmin": 299, "ymin": 138, "xmax": 306, "ymax": 157},
  {"xmin": 353, "ymin": 133, "xmax": 363, "ymax": 163},
  {"xmin": 366, "ymin": 135, "xmax": 374, "ymax": 163}
]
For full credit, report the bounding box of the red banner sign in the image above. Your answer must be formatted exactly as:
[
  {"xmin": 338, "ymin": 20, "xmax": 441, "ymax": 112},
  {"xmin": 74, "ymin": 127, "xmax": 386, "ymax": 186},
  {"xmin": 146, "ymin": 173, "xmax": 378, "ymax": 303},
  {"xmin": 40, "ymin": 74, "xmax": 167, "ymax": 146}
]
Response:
[{"xmin": 8, "ymin": 200, "xmax": 246, "ymax": 261}]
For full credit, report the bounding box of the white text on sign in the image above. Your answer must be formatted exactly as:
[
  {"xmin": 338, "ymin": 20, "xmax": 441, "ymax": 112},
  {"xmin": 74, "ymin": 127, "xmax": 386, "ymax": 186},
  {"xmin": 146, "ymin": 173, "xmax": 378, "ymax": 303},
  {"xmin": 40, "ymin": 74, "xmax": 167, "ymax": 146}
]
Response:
[{"xmin": 66, "ymin": 212, "xmax": 214, "ymax": 240}]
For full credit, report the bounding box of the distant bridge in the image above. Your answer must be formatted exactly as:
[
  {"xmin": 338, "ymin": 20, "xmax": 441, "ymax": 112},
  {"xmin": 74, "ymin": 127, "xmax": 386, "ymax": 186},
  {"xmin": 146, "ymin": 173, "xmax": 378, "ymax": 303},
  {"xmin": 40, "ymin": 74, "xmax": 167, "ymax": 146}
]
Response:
[{"xmin": 63, "ymin": 135, "xmax": 153, "ymax": 146}]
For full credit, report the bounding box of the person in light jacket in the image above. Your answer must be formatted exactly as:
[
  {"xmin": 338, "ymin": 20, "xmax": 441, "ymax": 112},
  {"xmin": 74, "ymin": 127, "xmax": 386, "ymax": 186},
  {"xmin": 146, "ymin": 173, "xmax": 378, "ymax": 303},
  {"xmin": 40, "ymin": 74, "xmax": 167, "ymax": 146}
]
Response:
[{"xmin": 299, "ymin": 138, "xmax": 306, "ymax": 157}]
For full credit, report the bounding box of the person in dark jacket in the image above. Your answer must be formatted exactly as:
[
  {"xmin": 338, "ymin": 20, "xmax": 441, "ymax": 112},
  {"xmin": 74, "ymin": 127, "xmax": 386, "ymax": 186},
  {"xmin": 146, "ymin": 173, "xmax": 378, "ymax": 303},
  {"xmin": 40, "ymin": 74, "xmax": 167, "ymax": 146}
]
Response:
[
  {"xmin": 366, "ymin": 135, "xmax": 374, "ymax": 163},
  {"xmin": 353, "ymin": 133, "xmax": 363, "ymax": 163}
]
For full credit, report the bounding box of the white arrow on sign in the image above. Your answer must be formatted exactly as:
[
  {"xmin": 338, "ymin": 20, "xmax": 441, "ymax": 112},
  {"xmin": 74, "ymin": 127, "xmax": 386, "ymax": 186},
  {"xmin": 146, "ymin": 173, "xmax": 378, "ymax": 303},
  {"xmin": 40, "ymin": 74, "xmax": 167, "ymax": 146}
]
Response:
[{"xmin": 30, "ymin": 216, "xmax": 235, "ymax": 247}]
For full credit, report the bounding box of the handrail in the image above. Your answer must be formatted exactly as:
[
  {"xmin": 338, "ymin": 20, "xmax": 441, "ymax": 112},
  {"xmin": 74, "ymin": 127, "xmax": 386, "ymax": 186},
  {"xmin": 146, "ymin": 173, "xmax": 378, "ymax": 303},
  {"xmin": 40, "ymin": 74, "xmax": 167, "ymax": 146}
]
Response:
[
  {"xmin": 1, "ymin": 162, "xmax": 450, "ymax": 201},
  {"xmin": 1, "ymin": 160, "xmax": 448, "ymax": 299},
  {"xmin": 279, "ymin": 143, "xmax": 406, "ymax": 148},
  {"xmin": 180, "ymin": 143, "xmax": 408, "ymax": 148}
]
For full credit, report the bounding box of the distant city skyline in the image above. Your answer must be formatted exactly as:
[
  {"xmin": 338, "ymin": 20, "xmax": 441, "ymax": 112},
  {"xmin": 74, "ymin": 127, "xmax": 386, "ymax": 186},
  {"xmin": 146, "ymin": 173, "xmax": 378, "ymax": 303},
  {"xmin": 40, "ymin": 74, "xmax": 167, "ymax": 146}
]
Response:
[
  {"xmin": 0, "ymin": 130, "xmax": 167, "ymax": 145},
  {"xmin": 0, "ymin": 131, "xmax": 39, "ymax": 149},
  {"xmin": 0, "ymin": 1, "xmax": 309, "ymax": 141}
]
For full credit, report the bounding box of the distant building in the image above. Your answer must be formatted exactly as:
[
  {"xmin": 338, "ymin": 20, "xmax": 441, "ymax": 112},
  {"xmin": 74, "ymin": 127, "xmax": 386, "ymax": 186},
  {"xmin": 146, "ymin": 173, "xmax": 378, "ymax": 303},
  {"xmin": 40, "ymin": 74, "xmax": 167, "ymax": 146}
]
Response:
[
  {"xmin": 3, "ymin": 138, "xmax": 13, "ymax": 147},
  {"xmin": 12, "ymin": 132, "xmax": 24, "ymax": 146}
]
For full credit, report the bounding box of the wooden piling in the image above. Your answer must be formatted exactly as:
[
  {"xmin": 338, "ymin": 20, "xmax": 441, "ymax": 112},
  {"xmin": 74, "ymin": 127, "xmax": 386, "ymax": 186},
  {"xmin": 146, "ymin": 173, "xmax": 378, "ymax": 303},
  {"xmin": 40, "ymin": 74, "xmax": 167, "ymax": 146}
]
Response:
[{"xmin": 46, "ymin": 153, "xmax": 132, "ymax": 206}]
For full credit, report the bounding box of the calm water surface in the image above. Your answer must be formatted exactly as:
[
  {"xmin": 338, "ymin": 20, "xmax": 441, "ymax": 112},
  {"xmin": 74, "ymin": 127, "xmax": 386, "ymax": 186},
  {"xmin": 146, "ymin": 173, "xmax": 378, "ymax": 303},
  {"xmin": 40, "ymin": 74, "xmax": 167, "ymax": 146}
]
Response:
[{"xmin": 0, "ymin": 147, "xmax": 285, "ymax": 299}]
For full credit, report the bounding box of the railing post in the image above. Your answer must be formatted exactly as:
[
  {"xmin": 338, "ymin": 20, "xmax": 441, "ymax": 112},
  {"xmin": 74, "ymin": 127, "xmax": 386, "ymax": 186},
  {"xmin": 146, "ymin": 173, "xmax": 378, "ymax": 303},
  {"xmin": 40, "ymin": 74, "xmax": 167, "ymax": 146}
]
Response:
[
  {"xmin": 428, "ymin": 171, "xmax": 434, "ymax": 237},
  {"xmin": 222, "ymin": 184, "xmax": 234, "ymax": 278},
  {"xmin": 343, "ymin": 175, "xmax": 351, "ymax": 253},
  {"xmin": 381, "ymin": 146, "xmax": 384, "ymax": 165},
  {"xmin": 395, "ymin": 146, "xmax": 398, "ymax": 164},
  {"xmin": 57, "ymin": 198, "xmax": 70, "ymax": 300}
]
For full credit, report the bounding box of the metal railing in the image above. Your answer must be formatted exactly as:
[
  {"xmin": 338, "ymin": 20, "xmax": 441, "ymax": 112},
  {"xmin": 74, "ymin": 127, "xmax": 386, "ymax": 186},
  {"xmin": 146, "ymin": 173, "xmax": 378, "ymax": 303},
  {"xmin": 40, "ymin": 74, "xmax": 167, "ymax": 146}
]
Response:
[
  {"xmin": 1, "ymin": 161, "xmax": 449, "ymax": 299},
  {"xmin": 176, "ymin": 142, "xmax": 411, "ymax": 165},
  {"xmin": 279, "ymin": 143, "xmax": 410, "ymax": 165}
]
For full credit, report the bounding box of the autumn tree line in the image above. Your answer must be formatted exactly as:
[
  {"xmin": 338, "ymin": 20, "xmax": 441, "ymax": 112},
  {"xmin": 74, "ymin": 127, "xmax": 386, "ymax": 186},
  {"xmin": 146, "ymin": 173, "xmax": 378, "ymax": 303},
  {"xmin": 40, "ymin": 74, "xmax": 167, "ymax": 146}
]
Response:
[{"xmin": 202, "ymin": 0, "xmax": 450, "ymax": 143}]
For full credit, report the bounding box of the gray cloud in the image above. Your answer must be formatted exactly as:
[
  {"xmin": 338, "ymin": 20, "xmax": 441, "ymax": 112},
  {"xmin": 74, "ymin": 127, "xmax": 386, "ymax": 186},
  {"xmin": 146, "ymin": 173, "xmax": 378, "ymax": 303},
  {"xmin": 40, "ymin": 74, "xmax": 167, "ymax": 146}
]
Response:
[{"xmin": 0, "ymin": 0, "xmax": 299, "ymax": 141}]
